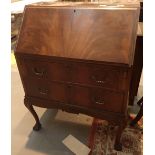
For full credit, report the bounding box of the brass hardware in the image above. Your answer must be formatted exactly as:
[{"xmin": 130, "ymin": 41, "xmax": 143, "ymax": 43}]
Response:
[
  {"xmin": 95, "ymin": 101, "xmax": 105, "ymax": 105},
  {"xmin": 91, "ymin": 76, "xmax": 106, "ymax": 84},
  {"xmin": 92, "ymin": 96, "xmax": 105, "ymax": 105},
  {"xmin": 38, "ymin": 88, "xmax": 48, "ymax": 95},
  {"xmin": 33, "ymin": 68, "xmax": 45, "ymax": 77}
]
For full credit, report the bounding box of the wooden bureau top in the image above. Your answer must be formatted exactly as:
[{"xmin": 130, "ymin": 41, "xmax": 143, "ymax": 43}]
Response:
[
  {"xmin": 29, "ymin": 1, "xmax": 140, "ymax": 8},
  {"xmin": 15, "ymin": 1, "xmax": 139, "ymax": 65}
]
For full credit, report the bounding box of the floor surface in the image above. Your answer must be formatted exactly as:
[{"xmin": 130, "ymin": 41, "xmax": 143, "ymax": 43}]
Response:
[{"xmin": 12, "ymin": 64, "xmax": 93, "ymax": 155}]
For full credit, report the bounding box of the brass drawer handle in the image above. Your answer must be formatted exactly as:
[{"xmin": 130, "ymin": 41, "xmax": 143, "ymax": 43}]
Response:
[
  {"xmin": 32, "ymin": 68, "xmax": 45, "ymax": 77},
  {"xmin": 91, "ymin": 76, "xmax": 106, "ymax": 84},
  {"xmin": 92, "ymin": 97, "xmax": 105, "ymax": 105},
  {"xmin": 38, "ymin": 88, "xmax": 49, "ymax": 95},
  {"xmin": 95, "ymin": 101, "xmax": 105, "ymax": 105}
]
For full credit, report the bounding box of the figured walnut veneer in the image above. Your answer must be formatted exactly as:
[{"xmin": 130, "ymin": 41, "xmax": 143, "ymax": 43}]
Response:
[
  {"xmin": 15, "ymin": 2, "xmax": 139, "ymax": 151},
  {"xmin": 16, "ymin": 4, "xmax": 139, "ymax": 65}
]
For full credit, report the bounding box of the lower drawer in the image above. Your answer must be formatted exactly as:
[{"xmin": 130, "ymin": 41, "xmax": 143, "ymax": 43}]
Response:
[
  {"xmin": 70, "ymin": 85, "xmax": 124, "ymax": 113},
  {"xmin": 24, "ymin": 78, "xmax": 124, "ymax": 113},
  {"xmin": 24, "ymin": 79, "xmax": 68, "ymax": 103}
]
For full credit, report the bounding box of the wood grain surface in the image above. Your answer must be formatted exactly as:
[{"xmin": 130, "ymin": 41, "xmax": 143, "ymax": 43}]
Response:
[
  {"xmin": 16, "ymin": 4, "xmax": 139, "ymax": 65},
  {"xmin": 14, "ymin": 2, "xmax": 140, "ymax": 151}
]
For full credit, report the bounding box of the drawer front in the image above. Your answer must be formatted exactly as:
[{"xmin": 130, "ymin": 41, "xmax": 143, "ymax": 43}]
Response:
[
  {"xmin": 18, "ymin": 58, "xmax": 128, "ymax": 91},
  {"xmin": 24, "ymin": 79, "xmax": 68, "ymax": 103},
  {"xmin": 18, "ymin": 59, "xmax": 70, "ymax": 82},
  {"xmin": 70, "ymin": 85, "xmax": 124, "ymax": 113},
  {"xmin": 71, "ymin": 63, "xmax": 127, "ymax": 91},
  {"xmin": 23, "ymin": 77, "xmax": 124, "ymax": 112}
]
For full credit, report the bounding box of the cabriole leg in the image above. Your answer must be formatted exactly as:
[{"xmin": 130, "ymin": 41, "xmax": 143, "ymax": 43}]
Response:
[
  {"xmin": 24, "ymin": 98, "xmax": 41, "ymax": 131},
  {"xmin": 114, "ymin": 120, "xmax": 127, "ymax": 151}
]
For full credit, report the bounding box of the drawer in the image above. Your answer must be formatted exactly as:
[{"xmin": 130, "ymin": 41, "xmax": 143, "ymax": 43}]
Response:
[
  {"xmin": 71, "ymin": 63, "xmax": 127, "ymax": 91},
  {"xmin": 24, "ymin": 79, "xmax": 69, "ymax": 103},
  {"xmin": 23, "ymin": 77, "xmax": 124, "ymax": 112},
  {"xmin": 18, "ymin": 59, "xmax": 71, "ymax": 82},
  {"xmin": 18, "ymin": 58, "xmax": 128, "ymax": 91},
  {"xmin": 70, "ymin": 85, "xmax": 124, "ymax": 113}
]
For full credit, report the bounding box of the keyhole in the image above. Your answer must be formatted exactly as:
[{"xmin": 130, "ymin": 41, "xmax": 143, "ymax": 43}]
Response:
[{"xmin": 74, "ymin": 10, "xmax": 76, "ymax": 13}]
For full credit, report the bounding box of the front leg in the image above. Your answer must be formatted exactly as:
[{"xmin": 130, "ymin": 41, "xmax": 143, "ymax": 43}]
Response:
[
  {"xmin": 24, "ymin": 98, "xmax": 41, "ymax": 131},
  {"xmin": 114, "ymin": 119, "xmax": 127, "ymax": 151}
]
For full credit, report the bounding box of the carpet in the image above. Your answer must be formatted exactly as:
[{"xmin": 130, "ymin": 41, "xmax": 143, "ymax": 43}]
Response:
[{"xmin": 88, "ymin": 117, "xmax": 143, "ymax": 155}]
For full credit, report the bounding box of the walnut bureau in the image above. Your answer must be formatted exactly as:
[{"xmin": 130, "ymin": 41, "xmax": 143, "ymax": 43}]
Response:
[{"xmin": 14, "ymin": 1, "xmax": 139, "ymax": 151}]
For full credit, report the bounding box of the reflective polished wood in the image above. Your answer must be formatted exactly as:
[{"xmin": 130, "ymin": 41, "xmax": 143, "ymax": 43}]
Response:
[{"xmin": 15, "ymin": 1, "xmax": 139, "ymax": 151}]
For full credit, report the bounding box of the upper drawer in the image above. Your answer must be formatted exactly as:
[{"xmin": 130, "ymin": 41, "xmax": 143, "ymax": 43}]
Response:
[
  {"xmin": 71, "ymin": 63, "xmax": 128, "ymax": 91},
  {"xmin": 18, "ymin": 58, "xmax": 70, "ymax": 82},
  {"xmin": 17, "ymin": 58, "xmax": 128, "ymax": 91}
]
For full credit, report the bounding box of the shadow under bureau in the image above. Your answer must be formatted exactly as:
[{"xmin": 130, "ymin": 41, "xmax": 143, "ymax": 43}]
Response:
[{"xmin": 15, "ymin": 1, "xmax": 140, "ymax": 151}]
